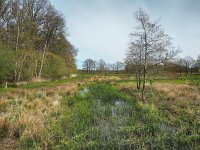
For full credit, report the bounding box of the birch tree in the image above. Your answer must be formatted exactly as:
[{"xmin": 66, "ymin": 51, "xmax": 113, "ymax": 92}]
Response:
[
  {"xmin": 0, "ymin": 0, "xmax": 77, "ymax": 83},
  {"xmin": 38, "ymin": 4, "xmax": 65, "ymax": 78},
  {"xmin": 127, "ymin": 8, "xmax": 180, "ymax": 102}
]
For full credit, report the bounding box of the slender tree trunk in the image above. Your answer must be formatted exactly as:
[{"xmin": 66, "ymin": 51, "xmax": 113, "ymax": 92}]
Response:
[
  {"xmin": 16, "ymin": 54, "xmax": 27, "ymax": 82},
  {"xmin": 141, "ymin": 67, "xmax": 147, "ymax": 103},
  {"xmin": 141, "ymin": 28, "xmax": 147, "ymax": 103},
  {"xmin": 14, "ymin": 19, "xmax": 20, "ymax": 83},
  {"xmin": 5, "ymin": 81, "xmax": 8, "ymax": 88},
  {"xmin": 138, "ymin": 75, "xmax": 141, "ymax": 89},
  {"xmin": 38, "ymin": 42, "xmax": 47, "ymax": 78},
  {"xmin": 35, "ymin": 60, "xmax": 38, "ymax": 78},
  {"xmin": 137, "ymin": 77, "xmax": 139, "ymax": 89},
  {"xmin": 136, "ymin": 74, "xmax": 141, "ymax": 90},
  {"xmin": 4, "ymin": 77, "xmax": 7, "ymax": 88}
]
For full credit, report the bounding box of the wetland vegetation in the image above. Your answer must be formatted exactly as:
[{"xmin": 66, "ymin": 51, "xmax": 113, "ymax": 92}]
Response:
[
  {"xmin": 0, "ymin": 75, "xmax": 200, "ymax": 149},
  {"xmin": 1, "ymin": 0, "xmax": 200, "ymax": 149}
]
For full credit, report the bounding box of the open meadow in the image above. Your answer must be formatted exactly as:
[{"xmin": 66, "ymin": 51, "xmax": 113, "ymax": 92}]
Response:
[
  {"xmin": 1, "ymin": 0, "xmax": 200, "ymax": 149},
  {"xmin": 0, "ymin": 74, "xmax": 200, "ymax": 149}
]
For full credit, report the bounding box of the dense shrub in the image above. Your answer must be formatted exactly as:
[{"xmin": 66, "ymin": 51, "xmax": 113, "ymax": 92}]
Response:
[
  {"xmin": 0, "ymin": 45, "xmax": 15, "ymax": 83},
  {"xmin": 43, "ymin": 53, "xmax": 67, "ymax": 79}
]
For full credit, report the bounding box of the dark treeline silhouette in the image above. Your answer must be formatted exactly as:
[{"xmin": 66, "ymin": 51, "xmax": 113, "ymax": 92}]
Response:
[
  {"xmin": 81, "ymin": 58, "xmax": 124, "ymax": 74},
  {"xmin": 81, "ymin": 55, "xmax": 200, "ymax": 76},
  {"xmin": 125, "ymin": 56, "xmax": 200, "ymax": 75}
]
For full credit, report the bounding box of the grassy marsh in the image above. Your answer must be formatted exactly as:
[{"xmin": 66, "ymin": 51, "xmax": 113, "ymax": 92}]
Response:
[{"xmin": 0, "ymin": 75, "xmax": 200, "ymax": 149}]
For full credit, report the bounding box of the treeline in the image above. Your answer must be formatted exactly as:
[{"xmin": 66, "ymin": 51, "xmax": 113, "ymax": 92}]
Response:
[
  {"xmin": 82, "ymin": 55, "xmax": 200, "ymax": 75},
  {"xmin": 81, "ymin": 59, "xmax": 124, "ymax": 74},
  {"xmin": 125, "ymin": 55, "xmax": 200, "ymax": 75},
  {"xmin": 0, "ymin": 0, "xmax": 77, "ymax": 84}
]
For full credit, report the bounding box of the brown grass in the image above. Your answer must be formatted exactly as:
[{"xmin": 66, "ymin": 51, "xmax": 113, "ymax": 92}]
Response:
[
  {"xmin": 153, "ymin": 83, "xmax": 200, "ymax": 101},
  {"xmin": 116, "ymin": 82, "xmax": 136, "ymax": 91},
  {"xmin": 84, "ymin": 76, "xmax": 121, "ymax": 83},
  {"xmin": 0, "ymin": 83, "xmax": 78, "ymax": 149},
  {"xmin": 152, "ymin": 83, "xmax": 200, "ymax": 122}
]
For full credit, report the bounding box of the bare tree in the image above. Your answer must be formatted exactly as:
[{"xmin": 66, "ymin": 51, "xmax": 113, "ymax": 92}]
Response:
[
  {"xmin": 127, "ymin": 8, "xmax": 180, "ymax": 102},
  {"xmin": 113, "ymin": 61, "xmax": 124, "ymax": 74},
  {"xmin": 176, "ymin": 58, "xmax": 185, "ymax": 75},
  {"xmin": 0, "ymin": 0, "xmax": 9, "ymax": 30},
  {"xmin": 126, "ymin": 41, "xmax": 143, "ymax": 89},
  {"xmin": 184, "ymin": 56, "xmax": 195, "ymax": 74},
  {"xmin": 38, "ymin": 4, "xmax": 65, "ymax": 78},
  {"xmin": 124, "ymin": 58, "xmax": 135, "ymax": 74},
  {"xmin": 97, "ymin": 59, "xmax": 106, "ymax": 74},
  {"xmin": 82, "ymin": 58, "xmax": 96, "ymax": 74}
]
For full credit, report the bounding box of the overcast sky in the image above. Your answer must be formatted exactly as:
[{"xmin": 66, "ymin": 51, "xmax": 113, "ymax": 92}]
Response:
[{"xmin": 50, "ymin": 0, "xmax": 200, "ymax": 68}]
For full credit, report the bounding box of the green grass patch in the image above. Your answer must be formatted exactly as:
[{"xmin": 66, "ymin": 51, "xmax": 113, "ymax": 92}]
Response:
[
  {"xmin": 0, "ymin": 76, "xmax": 85, "ymax": 93},
  {"xmin": 2, "ymin": 76, "xmax": 199, "ymax": 149},
  {"xmin": 47, "ymin": 83, "xmax": 200, "ymax": 149}
]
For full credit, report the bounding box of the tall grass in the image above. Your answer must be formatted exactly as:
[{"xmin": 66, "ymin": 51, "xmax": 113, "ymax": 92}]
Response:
[
  {"xmin": 50, "ymin": 83, "xmax": 200, "ymax": 149},
  {"xmin": 0, "ymin": 83, "xmax": 77, "ymax": 149},
  {"xmin": 1, "ymin": 77, "xmax": 200, "ymax": 149}
]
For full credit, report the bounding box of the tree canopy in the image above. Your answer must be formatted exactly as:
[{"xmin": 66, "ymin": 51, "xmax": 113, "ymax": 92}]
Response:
[{"xmin": 0, "ymin": 0, "xmax": 77, "ymax": 83}]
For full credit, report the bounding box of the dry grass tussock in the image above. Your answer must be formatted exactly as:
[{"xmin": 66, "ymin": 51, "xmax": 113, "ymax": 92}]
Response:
[
  {"xmin": 153, "ymin": 83, "xmax": 200, "ymax": 121},
  {"xmin": 116, "ymin": 82, "xmax": 136, "ymax": 91},
  {"xmin": 0, "ymin": 83, "xmax": 78, "ymax": 148},
  {"xmin": 153, "ymin": 83, "xmax": 200, "ymax": 101},
  {"xmin": 86, "ymin": 76, "xmax": 121, "ymax": 83}
]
